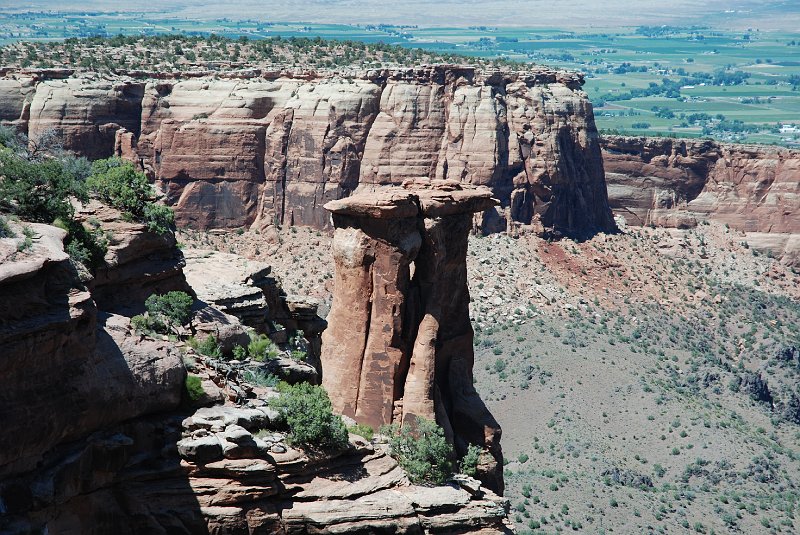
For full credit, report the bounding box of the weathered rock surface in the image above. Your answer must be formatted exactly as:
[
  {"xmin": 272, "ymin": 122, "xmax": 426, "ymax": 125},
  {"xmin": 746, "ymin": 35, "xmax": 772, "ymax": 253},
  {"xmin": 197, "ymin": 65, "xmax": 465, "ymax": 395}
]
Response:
[
  {"xmin": 321, "ymin": 180, "xmax": 504, "ymax": 493},
  {"xmin": 76, "ymin": 200, "xmax": 194, "ymax": 312},
  {"xmin": 183, "ymin": 248, "xmax": 327, "ymax": 370},
  {"xmin": 0, "ymin": 221, "xmax": 185, "ymax": 479},
  {"xmin": 602, "ymin": 135, "xmax": 800, "ymax": 265},
  {"xmin": 0, "ymin": 399, "xmax": 512, "ymax": 534},
  {"xmin": 183, "ymin": 248, "xmax": 273, "ymax": 329},
  {"xmin": 1, "ymin": 66, "xmax": 616, "ymax": 237}
]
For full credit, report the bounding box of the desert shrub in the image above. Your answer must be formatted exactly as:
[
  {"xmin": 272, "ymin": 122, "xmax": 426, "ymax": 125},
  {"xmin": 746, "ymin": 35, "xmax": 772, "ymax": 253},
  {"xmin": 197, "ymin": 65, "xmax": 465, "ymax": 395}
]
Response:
[
  {"xmin": 347, "ymin": 422, "xmax": 375, "ymax": 440},
  {"xmin": 131, "ymin": 313, "xmax": 159, "ymax": 334},
  {"xmin": 16, "ymin": 225, "xmax": 35, "ymax": 252},
  {"xmin": 269, "ymin": 382, "xmax": 349, "ymax": 450},
  {"xmin": 0, "ymin": 215, "xmax": 14, "ymax": 238},
  {"xmin": 145, "ymin": 291, "xmax": 193, "ymax": 334},
  {"xmin": 86, "ymin": 157, "xmax": 174, "ymax": 234},
  {"xmin": 54, "ymin": 217, "xmax": 109, "ymax": 268},
  {"xmin": 188, "ymin": 334, "xmax": 223, "ymax": 358},
  {"xmin": 0, "ymin": 150, "xmax": 87, "ymax": 223},
  {"xmin": 459, "ymin": 443, "xmax": 482, "ymax": 477},
  {"xmin": 382, "ymin": 418, "xmax": 454, "ymax": 485},
  {"xmin": 143, "ymin": 202, "xmax": 175, "ymax": 234},
  {"xmin": 87, "ymin": 158, "xmax": 151, "ymax": 213},
  {"xmin": 241, "ymin": 369, "xmax": 280, "ymax": 388},
  {"xmin": 0, "ymin": 125, "xmax": 18, "ymax": 148},
  {"xmin": 247, "ymin": 333, "xmax": 279, "ymax": 362},
  {"xmin": 232, "ymin": 344, "xmax": 247, "ymax": 361},
  {"xmin": 0, "ymin": 132, "xmax": 109, "ymax": 268},
  {"xmin": 184, "ymin": 374, "xmax": 205, "ymax": 402}
]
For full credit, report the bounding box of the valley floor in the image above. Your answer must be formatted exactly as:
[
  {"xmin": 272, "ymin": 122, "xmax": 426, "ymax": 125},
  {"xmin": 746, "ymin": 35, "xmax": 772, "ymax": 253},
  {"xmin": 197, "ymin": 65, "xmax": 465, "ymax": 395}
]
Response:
[{"xmin": 179, "ymin": 221, "xmax": 800, "ymax": 534}]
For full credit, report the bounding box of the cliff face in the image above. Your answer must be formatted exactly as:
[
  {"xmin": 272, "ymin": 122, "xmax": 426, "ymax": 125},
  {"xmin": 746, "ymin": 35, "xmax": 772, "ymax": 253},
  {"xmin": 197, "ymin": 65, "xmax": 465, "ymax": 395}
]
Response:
[
  {"xmin": 0, "ymin": 66, "xmax": 615, "ymax": 237},
  {"xmin": 0, "ymin": 218, "xmax": 187, "ymax": 480},
  {"xmin": 602, "ymin": 135, "xmax": 800, "ymax": 266},
  {"xmin": 0, "ymin": 213, "xmax": 512, "ymax": 534}
]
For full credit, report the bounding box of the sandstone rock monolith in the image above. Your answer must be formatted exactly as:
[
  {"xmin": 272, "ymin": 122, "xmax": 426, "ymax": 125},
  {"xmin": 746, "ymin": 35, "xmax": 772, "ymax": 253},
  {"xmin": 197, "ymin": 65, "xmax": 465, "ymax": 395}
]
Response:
[{"xmin": 321, "ymin": 180, "xmax": 504, "ymax": 493}]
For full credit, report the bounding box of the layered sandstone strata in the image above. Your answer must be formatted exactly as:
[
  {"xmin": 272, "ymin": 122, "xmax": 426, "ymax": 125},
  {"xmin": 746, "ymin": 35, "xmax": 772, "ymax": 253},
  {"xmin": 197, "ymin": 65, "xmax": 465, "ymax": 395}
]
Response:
[
  {"xmin": 0, "ymin": 66, "xmax": 616, "ymax": 237},
  {"xmin": 602, "ymin": 135, "xmax": 800, "ymax": 265},
  {"xmin": 0, "ymin": 221, "xmax": 186, "ymax": 479},
  {"xmin": 321, "ymin": 180, "xmax": 504, "ymax": 493},
  {"xmin": 1, "ymin": 391, "xmax": 512, "ymax": 534},
  {"xmin": 76, "ymin": 200, "xmax": 194, "ymax": 312},
  {"xmin": 0, "ymin": 213, "xmax": 512, "ymax": 533}
]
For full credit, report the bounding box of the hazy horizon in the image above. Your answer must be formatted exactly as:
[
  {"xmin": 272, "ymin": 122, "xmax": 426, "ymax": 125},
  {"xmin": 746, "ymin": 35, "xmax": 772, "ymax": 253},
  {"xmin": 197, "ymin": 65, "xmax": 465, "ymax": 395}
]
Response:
[{"xmin": 3, "ymin": 0, "xmax": 800, "ymax": 30}]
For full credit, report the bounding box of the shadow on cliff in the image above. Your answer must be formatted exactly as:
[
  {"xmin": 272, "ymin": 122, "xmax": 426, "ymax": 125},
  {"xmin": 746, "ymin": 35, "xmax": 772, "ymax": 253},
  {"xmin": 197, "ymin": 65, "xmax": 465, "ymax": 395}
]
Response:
[{"xmin": 0, "ymin": 312, "xmax": 209, "ymax": 535}]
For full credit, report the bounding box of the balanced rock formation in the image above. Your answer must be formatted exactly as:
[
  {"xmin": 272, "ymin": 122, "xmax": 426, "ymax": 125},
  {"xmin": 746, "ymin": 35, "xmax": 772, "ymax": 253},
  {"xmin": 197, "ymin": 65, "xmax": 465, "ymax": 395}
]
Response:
[
  {"xmin": 602, "ymin": 135, "xmax": 800, "ymax": 266},
  {"xmin": 321, "ymin": 180, "xmax": 505, "ymax": 493},
  {"xmin": 0, "ymin": 66, "xmax": 616, "ymax": 237}
]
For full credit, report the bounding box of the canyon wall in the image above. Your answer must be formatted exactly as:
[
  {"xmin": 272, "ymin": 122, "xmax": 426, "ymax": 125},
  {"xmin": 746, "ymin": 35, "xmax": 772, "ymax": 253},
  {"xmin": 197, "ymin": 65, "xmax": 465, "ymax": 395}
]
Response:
[
  {"xmin": 602, "ymin": 135, "xmax": 800, "ymax": 266},
  {"xmin": 0, "ymin": 213, "xmax": 189, "ymax": 481},
  {"xmin": 0, "ymin": 66, "xmax": 616, "ymax": 237}
]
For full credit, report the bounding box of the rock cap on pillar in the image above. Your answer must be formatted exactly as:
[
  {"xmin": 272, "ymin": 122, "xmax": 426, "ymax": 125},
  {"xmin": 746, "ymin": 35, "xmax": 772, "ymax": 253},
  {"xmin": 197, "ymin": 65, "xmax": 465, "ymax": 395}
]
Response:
[{"xmin": 323, "ymin": 180, "xmax": 499, "ymax": 219}]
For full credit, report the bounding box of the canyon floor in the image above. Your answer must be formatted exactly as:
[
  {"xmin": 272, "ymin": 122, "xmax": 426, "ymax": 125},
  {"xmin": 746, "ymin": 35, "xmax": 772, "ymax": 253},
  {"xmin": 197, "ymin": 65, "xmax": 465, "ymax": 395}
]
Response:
[{"xmin": 179, "ymin": 221, "xmax": 800, "ymax": 535}]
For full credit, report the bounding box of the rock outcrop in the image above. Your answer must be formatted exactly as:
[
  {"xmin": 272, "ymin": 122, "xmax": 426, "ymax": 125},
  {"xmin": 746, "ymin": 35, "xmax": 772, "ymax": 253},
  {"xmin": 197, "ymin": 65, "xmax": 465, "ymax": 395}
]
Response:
[
  {"xmin": 0, "ymin": 66, "xmax": 616, "ymax": 238},
  {"xmin": 1, "ymin": 394, "xmax": 512, "ymax": 534},
  {"xmin": 321, "ymin": 180, "xmax": 505, "ymax": 493},
  {"xmin": 0, "ymin": 220, "xmax": 186, "ymax": 480},
  {"xmin": 183, "ymin": 248, "xmax": 327, "ymax": 371},
  {"xmin": 77, "ymin": 200, "xmax": 193, "ymax": 312},
  {"xmin": 602, "ymin": 135, "xmax": 800, "ymax": 266},
  {"xmin": 0, "ymin": 213, "xmax": 512, "ymax": 533}
]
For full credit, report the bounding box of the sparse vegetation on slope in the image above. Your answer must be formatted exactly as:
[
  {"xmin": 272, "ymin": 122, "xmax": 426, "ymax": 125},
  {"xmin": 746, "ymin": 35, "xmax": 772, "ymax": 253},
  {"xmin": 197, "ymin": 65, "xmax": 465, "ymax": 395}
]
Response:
[{"xmin": 0, "ymin": 34, "xmax": 522, "ymax": 73}]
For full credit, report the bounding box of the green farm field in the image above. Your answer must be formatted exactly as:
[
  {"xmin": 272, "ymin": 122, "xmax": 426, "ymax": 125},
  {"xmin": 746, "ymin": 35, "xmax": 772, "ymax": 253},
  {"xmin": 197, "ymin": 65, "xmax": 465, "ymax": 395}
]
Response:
[{"xmin": 1, "ymin": 10, "xmax": 800, "ymax": 145}]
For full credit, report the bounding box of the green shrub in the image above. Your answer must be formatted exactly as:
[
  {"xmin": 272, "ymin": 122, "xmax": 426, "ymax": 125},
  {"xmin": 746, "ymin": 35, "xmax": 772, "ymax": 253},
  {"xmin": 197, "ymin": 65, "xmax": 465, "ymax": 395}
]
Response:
[
  {"xmin": 248, "ymin": 333, "xmax": 279, "ymax": 362},
  {"xmin": 232, "ymin": 344, "xmax": 247, "ymax": 361},
  {"xmin": 86, "ymin": 157, "xmax": 174, "ymax": 234},
  {"xmin": 459, "ymin": 443, "xmax": 482, "ymax": 477},
  {"xmin": 131, "ymin": 313, "xmax": 160, "ymax": 334},
  {"xmin": 0, "ymin": 150, "xmax": 87, "ymax": 223},
  {"xmin": 0, "ymin": 215, "xmax": 14, "ymax": 238},
  {"xmin": 0, "ymin": 133, "xmax": 110, "ymax": 268},
  {"xmin": 383, "ymin": 418, "xmax": 454, "ymax": 485},
  {"xmin": 56, "ymin": 217, "xmax": 108, "ymax": 268},
  {"xmin": 188, "ymin": 334, "xmax": 222, "ymax": 358},
  {"xmin": 185, "ymin": 374, "xmax": 205, "ymax": 402},
  {"xmin": 143, "ymin": 202, "xmax": 175, "ymax": 234},
  {"xmin": 145, "ymin": 291, "xmax": 193, "ymax": 334},
  {"xmin": 0, "ymin": 125, "xmax": 18, "ymax": 148},
  {"xmin": 241, "ymin": 369, "xmax": 280, "ymax": 387},
  {"xmin": 269, "ymin": 382, "xmax": 349, "ymax": 450},
  {"xmin": 87, "ymin": 158, "xmax": 151, "ymax": 213},
  {"xmin": 347, "ymin": 422, "xmax": 375, "ymax": 440},
  {"xmin": 16, "ymin": 225, "xmax": 34, "ymax": 252}
]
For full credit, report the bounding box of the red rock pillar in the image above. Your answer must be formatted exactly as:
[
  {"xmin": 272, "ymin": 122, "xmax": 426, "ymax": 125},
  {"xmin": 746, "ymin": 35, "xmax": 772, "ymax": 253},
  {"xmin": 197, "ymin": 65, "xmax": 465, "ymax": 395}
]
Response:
[
  {"xmin": 320, "ymin": 194, "xmax": 421, "ymax": 430},
  {"xmin": 321, "ymin": 181, "xmax": 504, "ymax": 493}
]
